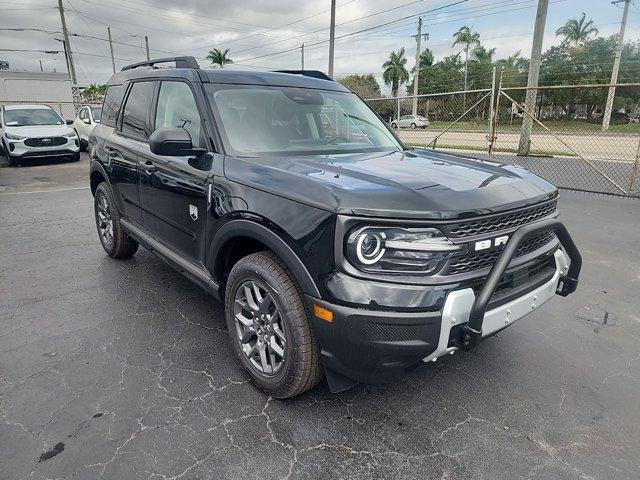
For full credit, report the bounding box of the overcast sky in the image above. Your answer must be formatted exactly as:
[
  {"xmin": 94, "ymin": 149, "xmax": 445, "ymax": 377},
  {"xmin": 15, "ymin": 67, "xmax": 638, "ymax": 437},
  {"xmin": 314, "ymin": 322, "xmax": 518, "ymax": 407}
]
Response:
[{"xmin": 2, "ymin": 0, "xmax": 639, "ymax": 90}]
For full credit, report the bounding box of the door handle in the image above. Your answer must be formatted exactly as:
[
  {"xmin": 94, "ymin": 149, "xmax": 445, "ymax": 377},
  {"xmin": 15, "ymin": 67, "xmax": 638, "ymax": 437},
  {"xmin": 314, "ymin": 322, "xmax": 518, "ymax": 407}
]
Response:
[{"xmin": 141, "ymin": 160, "xmax": 157, "ymax": 173}]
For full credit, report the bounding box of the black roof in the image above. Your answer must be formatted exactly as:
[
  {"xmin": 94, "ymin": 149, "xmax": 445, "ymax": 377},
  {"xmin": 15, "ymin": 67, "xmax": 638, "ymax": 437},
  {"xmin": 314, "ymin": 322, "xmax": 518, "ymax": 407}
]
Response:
[{"xmin": 108, "ymin": 65, "xmax": 348, "ymax": 93}]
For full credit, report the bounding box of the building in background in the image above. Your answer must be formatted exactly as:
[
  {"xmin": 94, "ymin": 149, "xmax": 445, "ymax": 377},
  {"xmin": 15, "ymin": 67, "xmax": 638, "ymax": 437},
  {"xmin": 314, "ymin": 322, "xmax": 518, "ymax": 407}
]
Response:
[{"xmin": 0, "ymin": 71, "xmax": 76, "ymax": 120}]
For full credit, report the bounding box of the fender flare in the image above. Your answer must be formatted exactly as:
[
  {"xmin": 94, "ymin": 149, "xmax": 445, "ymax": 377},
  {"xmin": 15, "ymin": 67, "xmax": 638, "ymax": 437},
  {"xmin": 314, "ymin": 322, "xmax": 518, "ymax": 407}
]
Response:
[
  {"xmin": 209, "ymin": 219, "xmax": 321, "ymax": 298},
  {"xmin": 89, "ymin": 160, "xmax": 112, "ymax": 195}
]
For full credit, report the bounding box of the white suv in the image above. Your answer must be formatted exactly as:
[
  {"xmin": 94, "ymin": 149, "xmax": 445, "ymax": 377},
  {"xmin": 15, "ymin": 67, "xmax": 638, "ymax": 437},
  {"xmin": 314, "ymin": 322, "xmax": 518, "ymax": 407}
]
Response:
[
  {"xmin": 72, "ymin": 105, "xmax": 101, "ymax": 151},
  {"xmin": 0, "ymin": 104, "xmax": 80, "ymax": 166}
]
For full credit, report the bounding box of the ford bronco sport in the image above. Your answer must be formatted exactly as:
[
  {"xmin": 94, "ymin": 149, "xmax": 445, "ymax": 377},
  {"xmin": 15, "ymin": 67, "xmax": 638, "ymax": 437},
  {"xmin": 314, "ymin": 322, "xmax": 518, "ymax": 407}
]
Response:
[{"xmin": 89, "ymin": 57, "xmax": 581, "ymax": 398}]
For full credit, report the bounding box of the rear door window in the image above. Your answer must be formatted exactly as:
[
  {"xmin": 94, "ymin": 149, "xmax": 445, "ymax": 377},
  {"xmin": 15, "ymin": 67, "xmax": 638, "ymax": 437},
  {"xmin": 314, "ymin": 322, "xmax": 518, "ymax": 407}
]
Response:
[
  {"xmin": 120, "ymin": 81, "xmax": 155, "ymax": 139},
  {"xmin": 102, "ymin": 84, "xmax": 125, "ymax": 127}
]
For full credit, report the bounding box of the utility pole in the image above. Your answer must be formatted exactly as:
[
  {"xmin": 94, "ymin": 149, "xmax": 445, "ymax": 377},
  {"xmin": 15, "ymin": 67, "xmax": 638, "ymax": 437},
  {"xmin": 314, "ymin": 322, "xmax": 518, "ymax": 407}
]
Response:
[
  {"xmin": 144, "ymin": 35, "xmax": 150, "ymax": 60},
  {"xmin": 107, "ymin": 27, "xmax": 116, "ymax": 74},
  {"xmin": 412, "ymin": 17, "xmax": 428, "ymax": 116},
  {"xmin": 39, "ymin": 59, "xmax": 44, "ymax": 72},
  {"xmin": 602, "ymin": 0, "xmax": 631, "ymax": 131},
  {"xmin": 57, "ymin": 0, "xmax": 77, "ymax": 84},
  {"xmin": 517, "ymin": 0, "xmax": 549, "ymax": 156},
  {"xmin": 328, "ymin": 0, "xmax": 336, "ymax": 77},
  {"xmin": 301, "ymin": 44, "xmax": 305, "ymax": 69}
]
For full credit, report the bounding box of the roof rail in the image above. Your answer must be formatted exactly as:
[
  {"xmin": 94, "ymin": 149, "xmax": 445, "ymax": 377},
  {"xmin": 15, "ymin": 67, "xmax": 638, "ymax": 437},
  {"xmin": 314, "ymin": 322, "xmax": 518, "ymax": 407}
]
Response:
[
  {"xmin": 274, "ymin": 70, "xmax": 333, "ymax": 81},
  {"xmin": 121, "ymin": 56, "xmax": 200, "ymax": 72}
]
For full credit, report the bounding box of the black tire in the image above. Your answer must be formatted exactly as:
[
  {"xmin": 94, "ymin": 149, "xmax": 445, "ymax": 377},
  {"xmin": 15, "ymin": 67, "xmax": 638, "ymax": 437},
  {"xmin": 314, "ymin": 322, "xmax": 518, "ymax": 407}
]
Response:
[
  {"xmin": 225, "ymin": 251, "xmax": 322, "ymax": 398},
  {"xmin": 391, "ymin": 122, "xmax": 397, "ymax": 129},
  {"xmin": 93, "ymin": 182, "xmax": 138, "ymax": 259},
  {"xmin": 411, "ymin": 122, "xmax": 417, "ymax": 129},
  {"xmin": 3, "ymin": 142, "xmax": 18, "ymax": 166},
  {"xmin": 75, "ymin": 132, "xmax": 86, "ymax": 152}
]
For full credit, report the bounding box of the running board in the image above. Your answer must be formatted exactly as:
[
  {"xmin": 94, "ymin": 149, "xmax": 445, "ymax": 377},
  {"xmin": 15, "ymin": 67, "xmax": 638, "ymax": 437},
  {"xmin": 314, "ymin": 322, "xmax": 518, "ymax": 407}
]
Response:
[{"xmin": 120, "ymin": 219, "xmax": 221, "ymax": 300}]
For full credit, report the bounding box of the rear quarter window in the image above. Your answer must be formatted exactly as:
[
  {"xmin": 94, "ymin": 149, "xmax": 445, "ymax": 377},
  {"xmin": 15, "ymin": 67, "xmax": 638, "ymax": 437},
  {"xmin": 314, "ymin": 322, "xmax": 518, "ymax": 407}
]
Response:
[{"xmin": 102, "ymin": 84, "xmax": 125, "ymax": 127}]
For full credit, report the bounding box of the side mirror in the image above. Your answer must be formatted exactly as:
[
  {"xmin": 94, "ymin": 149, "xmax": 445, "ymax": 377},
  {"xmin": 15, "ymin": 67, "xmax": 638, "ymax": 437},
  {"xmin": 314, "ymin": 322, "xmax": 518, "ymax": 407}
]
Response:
[
  {"xmin": 65, "ymin": 119, "xmax": 73, "ymax": 125},
  {"xmin": 149, "ymin": 128, "xmax": 205, "ymax": 157},
  {"xmin": 83, "ymin": 118, "xmax": 91, "ymax": 125}
]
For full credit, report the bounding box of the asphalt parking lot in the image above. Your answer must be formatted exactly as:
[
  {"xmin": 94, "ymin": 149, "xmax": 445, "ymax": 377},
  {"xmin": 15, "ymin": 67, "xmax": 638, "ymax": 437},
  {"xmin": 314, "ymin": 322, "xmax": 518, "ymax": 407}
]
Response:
[{"xmin": 1, "ymin": 153, "xmax": 639, "ymax": 480}]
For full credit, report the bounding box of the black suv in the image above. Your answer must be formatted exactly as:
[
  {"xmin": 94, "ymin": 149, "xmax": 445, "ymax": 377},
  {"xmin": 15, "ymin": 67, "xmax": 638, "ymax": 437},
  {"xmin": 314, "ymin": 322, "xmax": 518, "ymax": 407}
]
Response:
[{"xmin": 89, "ymin": 57, "xmax": 581, "ymax": 398}]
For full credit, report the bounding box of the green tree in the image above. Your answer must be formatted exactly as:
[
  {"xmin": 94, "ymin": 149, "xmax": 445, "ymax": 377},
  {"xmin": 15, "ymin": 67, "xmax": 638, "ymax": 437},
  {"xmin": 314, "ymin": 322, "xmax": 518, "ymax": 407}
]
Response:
[
  {"xmin": 82, "ymin": 83, "xmax": 107, "ymax": 102},
  {"xmin": 418, "ymin": 53, "xmax": 463, "ymax": 94},
  {"xmin": 495, "ymin": 51, "xmax": 528, "ymax": 89},
  {"xmin": 382, "ymin": 48, "xmax": 409, "ymax": 97},
  {"xmin": 206, "ymin": 48, "xmax": 233, "ymax": 68},
  {"xmin": 338, "ymin": 74, "xmax": 381, "ymax": 98},
  {"xmin": 452, "ymin": 25, "xmax": 480, "ymax": 90},
  {"xmin": 467, "ymin": 45, "xmax": 496, "ymax": 90},
  {"xmin": 416, "ymin": 48, "xmax": 434, "ymax": 72},
  {"xmin": 555, "ymin": 13, "xmax": 598, "ymax": 47},
  {"xmin": 471, "ymin": 45, "xmax": 496, "ymax": 63}
]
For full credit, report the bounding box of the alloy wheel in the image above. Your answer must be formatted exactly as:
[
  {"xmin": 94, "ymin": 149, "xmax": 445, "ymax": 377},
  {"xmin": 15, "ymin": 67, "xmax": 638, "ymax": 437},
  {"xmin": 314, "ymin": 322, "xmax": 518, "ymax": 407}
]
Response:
[
  {"xmin": 96, "ymin": 194, "xmax": 114, "ymax": 247},
  {"xmin": 233, "ymin": 279, "xmax": 286, "ymax": 376}
]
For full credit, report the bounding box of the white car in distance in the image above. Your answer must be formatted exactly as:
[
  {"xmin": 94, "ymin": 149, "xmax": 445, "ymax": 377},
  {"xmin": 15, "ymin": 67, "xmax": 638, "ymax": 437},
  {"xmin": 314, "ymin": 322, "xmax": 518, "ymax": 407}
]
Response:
[
  {"xmin": 0, "ymin": 104, "xmax": 80, "ymax": 166},
  {"xmin": 390, "ymin": 114, "xmax": 429, "ymax": 129},
  {"xmin": 73, "ymin": 105, "xmax": 101, "ymax": 151}
]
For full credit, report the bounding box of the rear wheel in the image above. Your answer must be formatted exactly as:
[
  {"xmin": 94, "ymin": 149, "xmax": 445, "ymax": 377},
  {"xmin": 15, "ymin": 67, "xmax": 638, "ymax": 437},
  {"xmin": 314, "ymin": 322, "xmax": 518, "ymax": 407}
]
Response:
[
  {"xmin": 391, "ymin": 122, "xmax": 397, "ymax": 129},
  {"xmin": 225, "ymin": 251, "xmax": 322, "ymax": 398},
  {"xmin": 94, "ymin": 182, "xmax": 138, "ymax": 258}
]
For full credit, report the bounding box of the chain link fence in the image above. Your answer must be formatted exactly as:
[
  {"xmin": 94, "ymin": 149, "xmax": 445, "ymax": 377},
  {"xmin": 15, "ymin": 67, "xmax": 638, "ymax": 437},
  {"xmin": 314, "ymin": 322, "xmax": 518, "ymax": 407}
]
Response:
[
  {"xmin": 366, "ymin": 83, "xmax": 640, "ymax": 197},
  {"xmin": 0, "ymin": 87, "xmax": 92, "ymax": 122}
]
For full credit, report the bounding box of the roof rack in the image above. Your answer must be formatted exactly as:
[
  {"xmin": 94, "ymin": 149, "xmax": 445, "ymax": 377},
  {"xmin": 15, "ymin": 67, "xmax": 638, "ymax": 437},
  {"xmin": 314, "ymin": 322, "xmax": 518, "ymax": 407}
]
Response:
[
  {"xmin": 274, "ymin": 70, "xmax": 333, "ymax": 81},
  {"xmin": 121, "ymin": 56, "xmax": 200, "ymax": 72}
]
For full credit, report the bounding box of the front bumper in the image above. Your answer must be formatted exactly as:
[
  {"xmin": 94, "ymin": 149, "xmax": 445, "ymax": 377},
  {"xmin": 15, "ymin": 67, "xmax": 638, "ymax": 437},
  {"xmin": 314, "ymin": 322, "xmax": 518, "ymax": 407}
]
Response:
[
  {"xmin": 308, "ymin": 219, "xmax": 581, "ymax": 391},
  {"xmin": 6, "ymin": 137, "xmax": 79, "ymax": 158}
]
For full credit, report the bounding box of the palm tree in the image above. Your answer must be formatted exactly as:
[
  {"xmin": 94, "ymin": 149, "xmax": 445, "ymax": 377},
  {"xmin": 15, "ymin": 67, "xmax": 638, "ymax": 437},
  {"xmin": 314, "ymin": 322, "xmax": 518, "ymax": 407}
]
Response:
[
  {"xmin": 500, "ymin": 50, "xmax": 522, "ymax": 69},
  {"xmin": 555, "ymin": 13, "xmax": 598, "ymax": 47},
  {"xmin": 206, "ymin": 48, "xmax": 233, "ymax": 68},
  {"xmin": 471, "ymin": 45, "xmax": 496, "ymax": 63},
  {"xmin": 452, "ymin": 26, "xmax": 480, "ymax": 91},
  {"xmin": 382, "ymin": 48, "xmax": 409, "ymax": 97}
]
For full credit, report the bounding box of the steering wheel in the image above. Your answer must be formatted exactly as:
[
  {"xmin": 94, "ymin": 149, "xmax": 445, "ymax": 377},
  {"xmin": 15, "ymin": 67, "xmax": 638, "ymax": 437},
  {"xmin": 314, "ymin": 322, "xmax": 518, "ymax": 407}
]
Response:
[{"xmin": 326, "ymin": 135, "xmax": 350, "ymax": 145}]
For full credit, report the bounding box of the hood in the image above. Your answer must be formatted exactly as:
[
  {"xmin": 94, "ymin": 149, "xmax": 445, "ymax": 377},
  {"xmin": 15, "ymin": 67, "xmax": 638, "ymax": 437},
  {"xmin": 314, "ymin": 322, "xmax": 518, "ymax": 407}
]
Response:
[
  {"xmin": 4, "ymin": 124, "xmax": 74, "ymax": 138},
  {"xmin": 224, "ymin": 149, "xmax": 558, "ymax": 220}
]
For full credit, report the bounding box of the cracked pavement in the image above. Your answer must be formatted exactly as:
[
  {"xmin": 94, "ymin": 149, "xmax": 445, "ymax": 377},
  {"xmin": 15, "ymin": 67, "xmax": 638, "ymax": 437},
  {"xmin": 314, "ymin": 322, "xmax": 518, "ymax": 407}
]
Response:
[{"xmin": 1, "ymin": 154, "xmax": 639, "ymax": 479}]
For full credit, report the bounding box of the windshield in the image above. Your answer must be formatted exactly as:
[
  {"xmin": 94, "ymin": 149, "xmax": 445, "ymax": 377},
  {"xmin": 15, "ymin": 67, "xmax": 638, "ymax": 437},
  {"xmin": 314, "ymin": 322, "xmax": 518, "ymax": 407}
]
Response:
[
  {"xmin": 205, "ymin": 85, "xmax": 403, "ymax": 156},
  {"xmin": 4, "ymin": 108, "xmax": 64, "ymax": 127},
  {"xmin": 91, "ymin": 107, "xmax": 102, "ymax": 122}
]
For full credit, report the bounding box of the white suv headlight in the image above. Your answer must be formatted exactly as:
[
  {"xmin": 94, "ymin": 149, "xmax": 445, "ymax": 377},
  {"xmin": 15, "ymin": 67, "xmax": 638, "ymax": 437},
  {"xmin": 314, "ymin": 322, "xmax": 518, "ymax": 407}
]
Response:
[
  {"xmin": 63, "ymin": 132, "xmax": 78, "ymax": 138},
  {"xmin": 5, "ymin": 132, "xmax": 27, "ymax": 140}
]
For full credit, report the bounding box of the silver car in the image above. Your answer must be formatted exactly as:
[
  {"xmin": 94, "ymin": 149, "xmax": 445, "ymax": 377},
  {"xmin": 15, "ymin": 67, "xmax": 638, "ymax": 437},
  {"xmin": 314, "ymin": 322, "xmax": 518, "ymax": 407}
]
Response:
[{"xmin": 390, "ymin": 114, "xmax": 429, "ymax": 129}]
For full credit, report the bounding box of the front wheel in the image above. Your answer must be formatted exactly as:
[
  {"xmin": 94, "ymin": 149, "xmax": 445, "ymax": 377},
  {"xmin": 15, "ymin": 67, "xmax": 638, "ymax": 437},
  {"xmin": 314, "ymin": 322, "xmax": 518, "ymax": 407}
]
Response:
[
  {"xmin": 93, "ymin": 182, "xmax": 138, "ymax": 258},
  {"xmin": 225, "ymin": 251, "xmax": 323, "ymax": 398},
  {"xmin": 3, "ymin": 142, "xmax": 18, "ymax": 166},
  {"xmin": 391, "ymin": 122, "xmax": 397, "ymax": 129},
  {"xmin": 411, "ymin": 122, "xmax": 417, "ymax": 129}
]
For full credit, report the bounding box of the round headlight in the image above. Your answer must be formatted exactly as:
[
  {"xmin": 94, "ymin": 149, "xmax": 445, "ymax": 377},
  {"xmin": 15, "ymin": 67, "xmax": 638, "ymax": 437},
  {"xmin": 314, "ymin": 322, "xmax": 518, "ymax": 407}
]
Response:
[{"xmin": 356, "ymin": 231, "xmax": 386, "ymax": 264}]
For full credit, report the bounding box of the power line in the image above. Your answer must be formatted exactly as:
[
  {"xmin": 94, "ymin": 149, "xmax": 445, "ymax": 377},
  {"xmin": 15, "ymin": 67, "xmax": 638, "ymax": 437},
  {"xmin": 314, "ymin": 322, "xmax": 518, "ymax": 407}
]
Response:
[
  {"xmin": 232, "ymin": 0, "xmax": 446, "ymax": 58},
  {"xmin": 235, "ymin": 0, "xmax": 469, "ymax": 65}
]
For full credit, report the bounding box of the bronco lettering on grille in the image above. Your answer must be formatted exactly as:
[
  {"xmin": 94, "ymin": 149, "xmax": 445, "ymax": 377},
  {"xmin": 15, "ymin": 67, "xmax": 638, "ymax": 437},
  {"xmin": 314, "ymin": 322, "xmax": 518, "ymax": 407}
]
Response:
[{"xmin": 474, "ymin": 235, "xmax": 509, "ymax": 251}]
